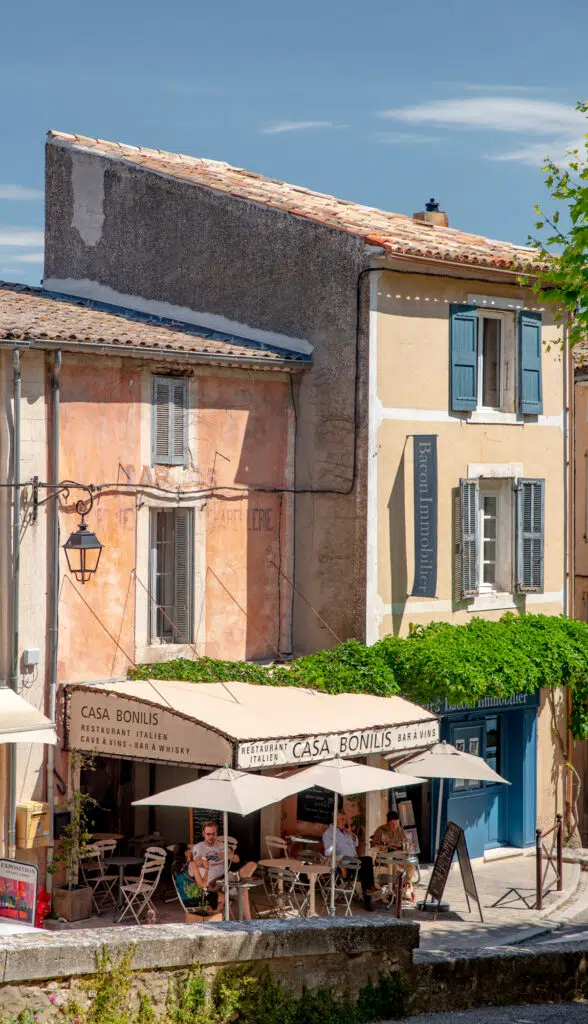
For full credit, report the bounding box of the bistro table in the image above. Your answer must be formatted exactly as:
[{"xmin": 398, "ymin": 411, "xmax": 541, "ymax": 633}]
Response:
[
  {"xmin": 109, "ymin": 855, "xmax": 144, "ymax": 909},
  {"xmin": 259, "ymin": 858, "xmax": 331, "ymax": 917}
]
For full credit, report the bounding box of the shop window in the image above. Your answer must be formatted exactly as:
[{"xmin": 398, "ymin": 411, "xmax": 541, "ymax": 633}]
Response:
[
  {"xmin": 452, "ymin": 727, "xmax": 482, "ymax": 791},
  {"xmin": 484, "ymin": 717, "xmax": 501, "ymax": 778},
  {"xmin": 149, "ymin": 508, "xmax": 194, "ymax": 644}
]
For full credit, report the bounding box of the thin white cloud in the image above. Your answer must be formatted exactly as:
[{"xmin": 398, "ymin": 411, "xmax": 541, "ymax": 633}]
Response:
[
  {"xmin": 376, "ymin": 131, "xmax": 444, "ymax": 145},
  {"xmin": 9, "ymin": 250, "xmax": 44, "ymax": 263},
  {"xmin": 261, "ymin": 120, "xmax": 343, "ymax": 135},
  {"xmin": 0, "ymin": 185, "xmax": 44, "ymax": 200},
  {"xmin": 379, "ymin": 97, "xmax": 583, "ymax": 135},
  {"xmin": 0, "ymin": 229, "xmax": 44, "ymax": 246},
  {"xmin": 379, "ymin": 96, "xmax": 586, "ymax": 166}
]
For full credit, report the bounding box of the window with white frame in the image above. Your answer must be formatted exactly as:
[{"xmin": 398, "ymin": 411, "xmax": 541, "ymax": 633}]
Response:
[
  {"xmin": 149, "ymin": 508, "xmax": 194, "ymax": 644},
  {"xmin": 459, "ymin": 476, "xmax": 545, "ymax": 600},
  {"xmin": 476, "ymin": 311, "xmax": 515, "ymax": 413}
]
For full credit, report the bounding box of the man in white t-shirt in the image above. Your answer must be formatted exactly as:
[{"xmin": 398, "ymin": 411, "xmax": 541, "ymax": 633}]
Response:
[{"xmin": 193, "ymin": 820, "xmax": 257, "ymax": 919}]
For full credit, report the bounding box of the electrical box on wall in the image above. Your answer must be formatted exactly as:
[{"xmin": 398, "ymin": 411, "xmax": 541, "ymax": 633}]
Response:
[{"xmin": 23, "ymin": 649, "xmax": 40, "ymax": 667}]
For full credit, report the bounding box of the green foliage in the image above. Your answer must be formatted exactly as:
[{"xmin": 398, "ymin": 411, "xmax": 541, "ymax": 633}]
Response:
[
  {"xmin": 48, "ymin": 754, "xmax": 98, "ymax": 890},
  {"xmin": 526, "ymin": 100, "xmax": 588, "ymax": 350},
  {"xmin": 129, "ymin": 615, "xmax": 588, "ymax": 740}
]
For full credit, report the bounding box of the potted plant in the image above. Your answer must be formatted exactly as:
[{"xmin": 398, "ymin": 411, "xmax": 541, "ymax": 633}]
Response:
[
  {"xmin": 184, "ymin": 882, "xmax": 223, "ymax": 923},
  {"xmin": 49, "ymin": 787, "xmax": 97, "ymax": 922}
]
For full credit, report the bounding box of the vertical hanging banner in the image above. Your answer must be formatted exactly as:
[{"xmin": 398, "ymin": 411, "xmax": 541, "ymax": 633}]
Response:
[{"xmin": 411, "ymin": 435, "xmax": 438, "ymax": 598}]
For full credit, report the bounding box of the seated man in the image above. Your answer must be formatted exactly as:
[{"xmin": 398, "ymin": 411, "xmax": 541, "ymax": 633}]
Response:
[
  {"xmin": 372, "ymin": 811, "xmax": 415, "ymax": 900},
  {"xmin": 193, "ymin": 820, "xmax": 257, "ymax": 920},
  {"xmin": 322, "ymin": 811, "xmax": 378, "ymax": 911}
]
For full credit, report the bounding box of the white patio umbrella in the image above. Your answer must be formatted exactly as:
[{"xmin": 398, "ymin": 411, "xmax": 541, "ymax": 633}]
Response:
[
  {"xmin": 280, "ymin": 757, "xmax": 425, "ymax": 916},
  {"xmin": 133, "ymin": 765, "xmax": 288, "ymax": 920},
  {"xmin": 394, "ymin": 741, "xmax": 511, "ymax": 857}
]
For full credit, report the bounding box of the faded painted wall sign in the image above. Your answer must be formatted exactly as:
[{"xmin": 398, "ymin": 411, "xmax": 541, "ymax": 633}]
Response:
[{"xmin": 411, "ymin": 435, "xmax": 438, "ymax": 598}]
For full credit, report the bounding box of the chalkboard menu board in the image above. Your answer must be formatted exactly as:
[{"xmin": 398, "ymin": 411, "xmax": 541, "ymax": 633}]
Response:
[
  {"xmin": 296, "ymin": 787, "xmax": 339, "ymax": 825},
  {"xmin": 422, "ymin": 821, "xmax": 483, "ymax": 922},
  {"xmin": 190, "ymin": 808, "xmax": 223, "ymax": 845}
]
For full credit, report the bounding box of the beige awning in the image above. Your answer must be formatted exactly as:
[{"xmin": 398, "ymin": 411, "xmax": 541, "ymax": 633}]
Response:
[
  {"xmin": 65, "ymin": 678, "xmax": 439, "ymax": 769},
  {"xmin": 0, "ymin": 688, "xmax": 57, "ymax": 745}
]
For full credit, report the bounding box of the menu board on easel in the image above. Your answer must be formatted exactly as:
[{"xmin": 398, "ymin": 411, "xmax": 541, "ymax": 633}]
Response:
[
  {"xmin": 189, "ymin": 808, "xmax": 223, "ymax": 845},
  {"xmin": 421, "ymin": 821, "xmax": 483, "ymax": 922}
]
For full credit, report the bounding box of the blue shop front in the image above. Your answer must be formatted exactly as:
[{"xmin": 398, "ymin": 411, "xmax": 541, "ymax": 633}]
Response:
[{"xmin": 433, "ymin": 691, "xmax": 540, "ymax": 860}]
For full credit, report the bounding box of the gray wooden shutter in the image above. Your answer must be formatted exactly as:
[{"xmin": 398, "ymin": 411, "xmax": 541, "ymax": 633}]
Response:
[
  {"xmin": 518, "ymin": 311, "xmax": 543, "ymax": 415},
  {"xmin": 516, "ymin": 479, "xmax": 545, "ymax": 593},
  {"xmin": 173, "ymin": 509, "xmax": 193, "ymax": 643},
  {"xmin": 450, "ymin": 305, "xmax": 478, "ymax": 411},
  {"xmin": 152, "ymin": 375, "xmax": 188, "ymax": 465},
  {"xmin": 459, "ymin": 478, "xmax": 479, "ymax": 597}
]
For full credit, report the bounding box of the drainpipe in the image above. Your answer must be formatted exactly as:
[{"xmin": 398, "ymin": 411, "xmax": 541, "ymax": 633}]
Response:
[
  {"xmin": 562, "ymin": 321, "xmax": 574, "ymax": 839},
  {"xmin": 46, "ymin": 352, "xmax": 61, "ymax": 892},
  {"xmin": 8, "ymin": 350, "xmax": 21, "ymax": 857}
]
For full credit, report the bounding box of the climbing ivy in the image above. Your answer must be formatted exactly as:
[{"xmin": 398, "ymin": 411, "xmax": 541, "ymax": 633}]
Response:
[{"xmin": 129, "ymin": 614, "xmax": 588, "ymax": 740}]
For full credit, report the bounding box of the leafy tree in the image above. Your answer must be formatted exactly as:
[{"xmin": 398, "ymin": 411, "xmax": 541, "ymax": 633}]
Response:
[{"xmin": 529, "ymin": 100, "xmax": 588, "ymax": 348}]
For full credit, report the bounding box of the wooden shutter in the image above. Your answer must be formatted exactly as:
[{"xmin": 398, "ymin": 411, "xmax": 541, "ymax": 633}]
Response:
[
  {"xmin": 516, "ymin": 479, "xmax": 545, "ymax": 593},
  {"xmin": 459, "ymin": 478, "xmax": 479, "ymax": 597},
  {"xmin": 173, "ymin": 508, "xmax": 193, "ymax": 643},
  {"xmin": 450, "ymin": 305, "xmax": 478, "ymax": 411},
  {"xmin": 152, "ymin": 375, "xmax": 188, "ymax": 465},
  {"xmin": 518, "ymin": 311, "xmax": 543, "ymax": 415}
]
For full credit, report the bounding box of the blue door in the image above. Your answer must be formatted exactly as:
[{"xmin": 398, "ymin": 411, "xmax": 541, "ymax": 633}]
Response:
[{"xmin": 445, "ymin": 718, "xmax": 507, "ymax": 858}]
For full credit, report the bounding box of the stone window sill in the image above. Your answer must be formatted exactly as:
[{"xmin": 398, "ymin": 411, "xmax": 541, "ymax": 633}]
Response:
[{"xmin": 467, "ymin": 592, "xmax": 519, "ymax": 613}]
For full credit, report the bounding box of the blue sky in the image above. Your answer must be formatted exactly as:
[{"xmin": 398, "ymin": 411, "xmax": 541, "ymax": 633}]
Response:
[{"xmin": 1, "ymin": 0, "xmax": 587, "ymax": 286}]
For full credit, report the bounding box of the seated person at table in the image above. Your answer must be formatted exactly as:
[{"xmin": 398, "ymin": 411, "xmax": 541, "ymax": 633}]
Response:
[
  {"xmin": 322, "ymin": 811, "xmax": 379, "ymax": 911},
  {"xmin": 193, "ymin": 820, "xmax": 257, "ymax": 920},
  {"xmin": 372, "ymin": 811, "xmax": 415, "ymax": 899},
  {"xmin": 171, "ymin": 843, "xmax": 224, "ymax": 915}
]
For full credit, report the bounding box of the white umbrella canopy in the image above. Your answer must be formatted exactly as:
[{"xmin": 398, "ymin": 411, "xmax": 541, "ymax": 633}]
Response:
[
  {"xmin": 394, "ymin": 741, "xmax": 510, "ymax": 856},
  {"xmin": 396, "ymin": 741, "xmax": 510, "ymax": 784},
  {"xmin": 280, "ymin": 757, "xmax": 425, "ymax": 916},
  {"xmin": 133, "ymin": 766, "xmax": 289, "ymax": 920}
]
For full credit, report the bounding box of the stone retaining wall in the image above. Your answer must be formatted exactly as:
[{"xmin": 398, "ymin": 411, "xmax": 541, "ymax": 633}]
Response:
[
  {"xmin": 1, "ymin": 921, "xmax": 588, "ymax": 1019},
  {"xmin": 0, "ymin": 917, "xmax": 418, "ymax": 1017}
]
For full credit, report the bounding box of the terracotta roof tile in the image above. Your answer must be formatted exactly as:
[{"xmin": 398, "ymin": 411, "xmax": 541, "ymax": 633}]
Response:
[
  {"xmin": 48, "ymin": 131, "xmax": 542, "ymax": 273},
  {"xmin": 0, "ymin": 282, "xmax": 309, "ymax": 369}
]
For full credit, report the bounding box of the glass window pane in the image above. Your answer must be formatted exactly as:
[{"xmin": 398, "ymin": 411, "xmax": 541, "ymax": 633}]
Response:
[{"xmin": 482, "ymin": 318, "xmax": 501, "ymax": 408}]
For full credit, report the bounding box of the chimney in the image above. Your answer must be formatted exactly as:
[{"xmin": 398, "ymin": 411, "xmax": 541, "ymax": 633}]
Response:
[{"xmin": 413, "ymin": 198, "xmax": 449, "ymax": 228}]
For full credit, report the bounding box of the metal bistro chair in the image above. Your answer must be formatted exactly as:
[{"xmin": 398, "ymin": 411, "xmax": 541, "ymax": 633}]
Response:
[
  {"xmin": 332, "ymin": 856, "xmax": 362, "ymax": 917},
  {"xmin": 261, "ymin": 865, "xmax": 308, "ymax": 919},
  {"xmin": 80, "ymin": 841, "xmax": 119, "ymax": 914},
  {"xmin": 117, "ymin": 846, "xmax": 167, "ymax": 925},
  {"xmin": 265, "ymin": 835, "xmax": 288, "ymax": 858}
]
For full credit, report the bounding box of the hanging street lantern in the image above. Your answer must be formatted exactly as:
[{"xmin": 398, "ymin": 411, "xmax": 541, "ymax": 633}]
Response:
[{"xmin": 63, "ymin": 496, "xmax": 103, "ymax": 584}]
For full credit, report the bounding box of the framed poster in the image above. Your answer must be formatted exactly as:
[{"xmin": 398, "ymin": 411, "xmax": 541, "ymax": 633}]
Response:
[
  {"xmin": 0, "ymin": 859, "xmax": 38, "ymax": 925},
  {"xmin": 397, "ymin": 800, "xmax": 416, "ymax": 829}
]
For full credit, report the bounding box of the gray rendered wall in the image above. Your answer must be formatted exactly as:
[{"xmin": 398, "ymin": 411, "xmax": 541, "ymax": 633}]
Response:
[{"xmin": 44, "ymin": 141, "xmax": 372, "ymax": 653}]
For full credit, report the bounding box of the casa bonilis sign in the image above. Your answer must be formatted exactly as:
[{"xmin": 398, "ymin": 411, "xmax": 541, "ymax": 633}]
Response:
[{"xmin": 237, "ymin": 720, "xmax": 440, "ymax": 769}]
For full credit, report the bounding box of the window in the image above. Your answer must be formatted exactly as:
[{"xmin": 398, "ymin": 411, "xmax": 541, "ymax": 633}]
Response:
[
  {"xmin": 152, "ymin": 375, "xmax": 188, "ymax": 466},
  {"xmin": 459, "ymin": 476, "xmax": 545, "ymax": 600},
  {"xmin": 480, "ymin": 492, "xmax": 498, "ymax": 590},
  {"xmin": 149, "ymin": 508, "xmax": 193, "ymax": 644},
  {"xmin": 450, "ymin": 305, "xmax": 542, "ymax": 415},
  {"xmin": 478, "ymin": 316, "xmax": 501, "ymax": 409}
]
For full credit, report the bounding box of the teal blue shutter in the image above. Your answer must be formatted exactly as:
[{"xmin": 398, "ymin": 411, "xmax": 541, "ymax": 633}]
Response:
[
  {"xmin": 450, "ymin": 305, "xmax": 478, "ymax": 411},
  {"xmin": 459, "ymin": 478, "xmax": 479, "ymax": 597},
  {"xmin": 516, "ymin": 479, "xmax": 545, "ymax": 593},
  {"xmin": 518, "ymin": 311, "xmax": 543, "ymax": 415}
]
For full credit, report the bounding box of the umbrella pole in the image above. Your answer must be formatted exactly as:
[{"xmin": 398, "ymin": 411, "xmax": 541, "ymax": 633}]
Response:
[
  {"xmin": 223, "ymin": 810, "xmax": 229, "ymax": 922},
  {"xmin": 329, "ymin": 795, "xmax": 337, "ymax": 917},
  {"xmin": 434, "ymin": 778, "xmax": 444, "ymax": 858}
]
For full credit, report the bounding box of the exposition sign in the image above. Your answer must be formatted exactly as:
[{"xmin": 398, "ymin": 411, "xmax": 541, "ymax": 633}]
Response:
[
  {"xmin": 411, "ymin": 435, "xmax": 438, "ymax": 598},
  {"xmin": 237, "ymin": 718, "xmax": 440, "ymax": 770},
  {"xmin": 67, "ymin": 688, "xmax": 233, "ymax": 766},
  {"xmin": 0, "ymin": 859, "xmax": 38, "ymax": 925}
]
